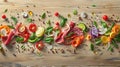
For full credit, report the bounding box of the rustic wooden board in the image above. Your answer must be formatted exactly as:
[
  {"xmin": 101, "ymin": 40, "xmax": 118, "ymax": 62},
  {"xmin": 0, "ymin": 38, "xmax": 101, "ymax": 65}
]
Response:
[{"xmin": 0, "ymin": 0, "xmax": 120, "ymax": 67}]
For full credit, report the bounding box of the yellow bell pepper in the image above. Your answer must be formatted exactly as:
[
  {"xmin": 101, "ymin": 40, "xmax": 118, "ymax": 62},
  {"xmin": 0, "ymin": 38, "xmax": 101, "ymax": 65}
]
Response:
[{"xmin": 35, "ymin": 27, "xmax": 44, "ymax": 37}]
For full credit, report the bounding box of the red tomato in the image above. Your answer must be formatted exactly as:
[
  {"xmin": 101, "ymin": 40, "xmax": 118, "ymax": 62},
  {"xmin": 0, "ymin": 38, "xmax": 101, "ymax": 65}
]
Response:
[
  {"xmin": 2, "ymin": 15, "xmax": 6, "ymax": 19},
  {"xmin": 35, "ymin": 41, "xmax": 44, "ymax": 50},
  {"xmin": 102, "ymin": 15, "xmax": 108, "ymax": 21},
  {"xmin": 54, "ymin": 12, "xmax": 59, "ymax": 17},
  {"xmin": 29, "ymin": 23, "xmax": 37, "ymax": 32}
]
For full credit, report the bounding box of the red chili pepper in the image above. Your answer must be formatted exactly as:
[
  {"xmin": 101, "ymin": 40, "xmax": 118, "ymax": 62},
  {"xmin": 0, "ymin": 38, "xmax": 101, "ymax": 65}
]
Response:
[
  {"xmin": 20, "ymin": 32, "xmax": 30, "ymax": 42},
  {"xmin": 35, "ymin": 41, "xmax": 44, "ymax": 50},
  {"xmin": 2, "ymin": 31, "xmax": 15, "ymax": 45},
  {"xmin": 2, "ymin": 15, "xmax": 6, "ymax": 19},
  {"xmin": 102, "ymin": 15, "xmax": 108, "ymax": 21},
  {"xmin": 29, "ymin": 23, "xmax": 37, "ymax": 32},
  {"xmin": 54, "ymin": 12, "xmax": 59, "ymax": 17}
]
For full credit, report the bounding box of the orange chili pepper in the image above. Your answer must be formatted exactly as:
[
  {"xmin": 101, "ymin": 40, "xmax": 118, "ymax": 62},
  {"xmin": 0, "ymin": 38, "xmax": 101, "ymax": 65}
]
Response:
[
  {"xmin": 71, "ymin": 35, "xmax": 84, "ymax": 48},
  {"xmin": 0, "ymin": 25, "xmax": 11, "ymax": 36},
  {"xmin": 112, "ymin": 24, "xmax": 120, "ymax": 33}
]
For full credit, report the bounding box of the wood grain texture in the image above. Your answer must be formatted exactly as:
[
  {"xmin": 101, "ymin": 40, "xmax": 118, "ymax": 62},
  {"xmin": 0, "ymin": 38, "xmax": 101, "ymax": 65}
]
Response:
[{"xmin": 0, "ymin": 0, "xmax": 120, "ymax": 67}]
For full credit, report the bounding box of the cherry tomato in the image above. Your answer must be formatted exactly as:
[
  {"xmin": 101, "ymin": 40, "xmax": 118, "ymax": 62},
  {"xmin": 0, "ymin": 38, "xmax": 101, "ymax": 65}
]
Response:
[
  {"xmin": 102, "ymin": 15, "xmax": 108, "ymax": 21},
  {"xmin": 54, "ymin": 12, "xmax": 59, "ymax": 17},
  {"xmin": 2, "ymin": 15, "xmax": 6, "ymax": 19},
  {"xmin": 35, "ymin": 41, "xmax": 44, "ymax": 50},
  {"xmin": 29, "ymin": 23, "xmax": 37, "ymax": 32}
]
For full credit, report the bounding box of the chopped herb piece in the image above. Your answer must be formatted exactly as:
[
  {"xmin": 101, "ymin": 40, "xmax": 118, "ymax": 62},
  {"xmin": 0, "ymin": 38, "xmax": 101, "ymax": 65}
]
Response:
[
  {"xmin": 92, "ymin": 4, "xmax": 96, "ymax": 7},
  {"xmin": 90, "ymin": 43, "xmax": 94, "ymax": 51},
  {"xmin": 26, "ymin": 18, "xmax": 32, "ymax": 23},
  {"xmin": 41, "ymin": 13, "xmax": 46, "ymax": 19},
  {"xmin": 73, "ymin": 10, "xmax": 78, "ymax": 15},
  {"xmin": 4, "ymin": 9, "xmax": 8, "ymax": 13}
]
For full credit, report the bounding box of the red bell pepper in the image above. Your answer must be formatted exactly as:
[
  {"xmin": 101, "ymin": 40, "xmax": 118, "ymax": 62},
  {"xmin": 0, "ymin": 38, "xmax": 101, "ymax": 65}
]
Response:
[{"xmin": 1, "ymin": 31, "xmax": 15, "ymax": 45}]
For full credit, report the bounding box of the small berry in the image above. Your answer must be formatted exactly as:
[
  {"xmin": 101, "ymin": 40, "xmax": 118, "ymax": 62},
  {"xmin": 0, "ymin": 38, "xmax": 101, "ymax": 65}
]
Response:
[
  {"xmin": 102, "ymin": 15, "xmax": 108, "ymax": 21},
  {"xmin": 2, "ymin": 15, "xmax": 6, "ymax": 19},
  {"xmin": 55, "ymin": 22, "xmax": 59, "ymax": 26},
  {"xmin": 54, "ymin": 12, "xmax": 59, "ymax": 17}
]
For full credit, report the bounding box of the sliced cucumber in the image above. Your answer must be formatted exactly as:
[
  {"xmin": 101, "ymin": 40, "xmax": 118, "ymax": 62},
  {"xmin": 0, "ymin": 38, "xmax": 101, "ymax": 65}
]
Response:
[{"xmin": 77, "ymin": 23, "xmax": 86, "ymax": 31}]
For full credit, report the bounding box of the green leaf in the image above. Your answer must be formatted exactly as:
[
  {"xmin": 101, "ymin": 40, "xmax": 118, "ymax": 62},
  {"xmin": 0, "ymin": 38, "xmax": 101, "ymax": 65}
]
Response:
[
  {"xmin": 4, "ymin": 9, "xmax": 8, "ymax": 13},
  {"xmin": 60, "ymin": 18, "xmax": 67, "ymax": 27},
  {"xmin": 45, "ymin": 26, "xmax": 53, "ymax": 35},
  {"xmin": 100, "ymin": 21, "xmax": 108, "ymax": 28},
  {"xmin": 11, "ymin": 16, "xmax": 18, "ymax": 24},
  {"xmin": 7, "ymin": 25, "xmax": 15, "ymax": 29},
  {"xmin": 44, "ymin": 37, "xmax": 54, "ymax": 44},
  {"xmin": 92, "ymin": 4, "xmax": 96, "ymax": 7},
  {"xmin": 90, "ymin": 44, "xmax": 94, "ymax": 51},
  {"xmin": 108, "ymin": 45, "xmax": 114, "ymax": 52},
  {"xmin": 41, "ymin": 13, "xmax": 46, "ymax": 19},
  {"xmin": 93, "ymin": 21, "xmax": 98, "ymax": 28},
  {"xmin": 95, "ymin": 39, "xmax": 102, "ymax": 45},
  {"xmin": 16, "ymin": 36, "xmax": 24, "ymax": 43},
  {"xmin": 26, "ymin": 18, "xmax": 32, "ymax": 23},
  {"xmin": 106, "ymin": 22, "xmax": 115, "ymax": 33}
]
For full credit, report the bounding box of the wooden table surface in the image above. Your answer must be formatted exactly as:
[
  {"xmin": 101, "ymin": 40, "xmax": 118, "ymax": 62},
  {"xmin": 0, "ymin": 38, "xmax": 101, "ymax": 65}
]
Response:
[{"xmin": 0, "ymin": 0, "xmax": 120, "ymax": 67}]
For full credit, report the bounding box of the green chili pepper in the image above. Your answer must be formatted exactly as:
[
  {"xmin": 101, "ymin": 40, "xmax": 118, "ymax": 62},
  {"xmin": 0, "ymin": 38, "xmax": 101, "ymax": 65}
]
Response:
[
  {"xmin": 60, "ymin": 18, "xmax": 67, "ymax": 27},
  {"xmin": 29, "ymin": 33, "xmax": 36, "ymax": 40},
  {"xmin": 28, "ymin": 33, "xmax": 43, "ymax": 43},
  {"xmin": 16, "ymin": 36, "xmax": 24, "ymax": 42},
  {"xmin": 11, "ymin": 16, "xmax": 18, "ymax": 24},
  {"xmin": 100, "ymin": 21, "xmax": 108, "ymax": 28},
  {"xmin": 41, "ymin": 13, "xmax": 46, "ymax": 19},
  {"xmin": 28, "ymin": 38, "xmax": 40, "ymax": 43},
  {"xmin": 90, "ymin": 43, "xmax": 94, "ymax": 51},
  {"xmin": 45, "ymin": 26, "xmax": 53, "ymax": 35},
  {"xmin": 44, "ymin": 37, "xmax": 54, "ymax": 44},
  {"xmin": 93, "ymin": 21, "xmax": 98, "ymax": 28}
]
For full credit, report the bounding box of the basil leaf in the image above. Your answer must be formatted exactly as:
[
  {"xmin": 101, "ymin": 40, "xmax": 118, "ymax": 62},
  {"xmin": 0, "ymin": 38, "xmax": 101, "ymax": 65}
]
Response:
[{"xmin": 11, "ymin": 16, "xmax": 18, "ymax": 24}]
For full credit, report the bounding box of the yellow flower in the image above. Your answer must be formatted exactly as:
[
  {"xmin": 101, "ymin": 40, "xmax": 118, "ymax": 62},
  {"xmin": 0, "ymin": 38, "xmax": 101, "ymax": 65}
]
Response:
[{"xmin": 110, "ymin": 32, "xmax": 116, "ymax": 38}]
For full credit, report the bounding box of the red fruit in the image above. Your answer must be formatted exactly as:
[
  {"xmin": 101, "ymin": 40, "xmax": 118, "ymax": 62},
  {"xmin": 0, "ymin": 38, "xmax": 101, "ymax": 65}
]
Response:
[
  {"xmin": 2, "ymin": 15, "xmax": 6, "ymax": 19},
  {"xmin": 29, "ymin": 23, "xmax": 37, "ymax": 32},
  {"xmin": 54, "ymin": 12, "xmax": 59, "ymax": 17},
  {"xmin": 55, "ymin": 22, "xmax": 59, "ymax": 26},
  {"xmin": 102, "ymin": 15, "xmax": 108, "ymax": 21},
  {"xmin": 35, "ymin": 41, "xmax": 44, "ymax": 50}
]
